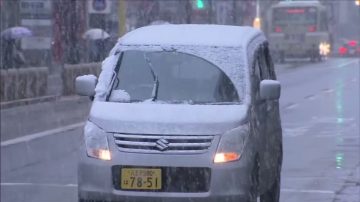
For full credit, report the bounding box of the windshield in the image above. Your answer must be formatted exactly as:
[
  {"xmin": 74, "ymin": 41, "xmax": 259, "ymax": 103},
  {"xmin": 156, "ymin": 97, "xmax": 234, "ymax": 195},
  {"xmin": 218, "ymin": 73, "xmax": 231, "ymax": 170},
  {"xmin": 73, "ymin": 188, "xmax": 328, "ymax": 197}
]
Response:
[
  {"xmin": 273, "ymin": 7, "xmax": 317, "ymax": 27},
  {"xmin": 110, "ymin": 50, "xmax": 240, "ymax": 104}
]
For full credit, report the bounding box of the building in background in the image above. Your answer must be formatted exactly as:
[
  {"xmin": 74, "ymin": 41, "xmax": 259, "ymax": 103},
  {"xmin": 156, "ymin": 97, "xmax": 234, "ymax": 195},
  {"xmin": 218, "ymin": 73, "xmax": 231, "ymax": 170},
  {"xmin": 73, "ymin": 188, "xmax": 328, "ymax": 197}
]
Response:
[
  {"xmin": 1, "ymin": 0, "xmax": 358, "ymax": 68},
  {"xmin": 0, "ymin": 0, "xmax": 53, "ymax": 68},
  {"xmin": 19, "ymin": 0, "xmax": 52, "ymax": 67}
]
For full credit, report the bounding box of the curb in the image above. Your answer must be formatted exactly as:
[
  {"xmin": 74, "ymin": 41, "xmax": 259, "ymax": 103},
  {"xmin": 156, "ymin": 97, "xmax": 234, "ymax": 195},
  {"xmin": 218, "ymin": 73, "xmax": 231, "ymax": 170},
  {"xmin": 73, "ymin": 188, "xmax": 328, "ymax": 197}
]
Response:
[{"xmin": 0, "ymin": 95, "xmax": 61, "ymax": 109}]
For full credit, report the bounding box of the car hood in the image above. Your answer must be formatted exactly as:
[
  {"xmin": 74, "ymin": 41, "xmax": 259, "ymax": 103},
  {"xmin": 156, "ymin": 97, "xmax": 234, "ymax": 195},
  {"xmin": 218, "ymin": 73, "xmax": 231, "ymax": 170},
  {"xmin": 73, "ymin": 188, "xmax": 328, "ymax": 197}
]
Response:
[{"xmin": 89, "ymin": 101, "xmax": 249, "ymax": 135}]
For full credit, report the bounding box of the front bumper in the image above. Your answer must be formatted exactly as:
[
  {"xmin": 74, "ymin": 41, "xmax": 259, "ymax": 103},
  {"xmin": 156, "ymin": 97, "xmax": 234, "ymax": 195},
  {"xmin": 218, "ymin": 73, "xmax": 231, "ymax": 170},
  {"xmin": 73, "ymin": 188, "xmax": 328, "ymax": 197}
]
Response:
[{"xmin": 78, "ymin": 134, "xmax": 255, "ymax": 202}]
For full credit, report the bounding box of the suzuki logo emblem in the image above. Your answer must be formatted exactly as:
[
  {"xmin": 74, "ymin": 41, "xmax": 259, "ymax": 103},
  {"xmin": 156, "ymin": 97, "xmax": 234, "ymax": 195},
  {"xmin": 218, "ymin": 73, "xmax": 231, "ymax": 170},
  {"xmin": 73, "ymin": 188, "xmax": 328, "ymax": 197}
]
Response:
[{"xmin": 155, "ymin": 138, "xmax": 169, "ymax": 151}]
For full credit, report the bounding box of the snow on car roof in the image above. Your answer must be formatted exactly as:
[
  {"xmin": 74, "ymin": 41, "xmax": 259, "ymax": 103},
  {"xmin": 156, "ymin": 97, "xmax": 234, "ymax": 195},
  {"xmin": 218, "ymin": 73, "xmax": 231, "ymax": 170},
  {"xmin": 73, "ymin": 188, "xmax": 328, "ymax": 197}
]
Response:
[{"xmin": 120, "ymin": 24, "xmax": 262, "ymax": 48}]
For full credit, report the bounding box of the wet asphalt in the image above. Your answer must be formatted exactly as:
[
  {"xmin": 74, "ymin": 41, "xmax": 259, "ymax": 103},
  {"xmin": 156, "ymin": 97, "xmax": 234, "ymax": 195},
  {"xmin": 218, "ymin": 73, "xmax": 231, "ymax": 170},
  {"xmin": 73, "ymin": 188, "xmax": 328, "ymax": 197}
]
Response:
[{"xmin": 1, "ymin": 58, "xmax": 359, "ymax": 202}]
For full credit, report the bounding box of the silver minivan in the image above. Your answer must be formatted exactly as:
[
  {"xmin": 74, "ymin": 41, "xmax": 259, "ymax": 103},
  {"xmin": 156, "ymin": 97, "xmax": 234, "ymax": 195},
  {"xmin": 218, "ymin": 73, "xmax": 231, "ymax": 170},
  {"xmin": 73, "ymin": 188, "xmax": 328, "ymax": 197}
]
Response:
[{"xmin": 76, "ymin": 24, "xmax": 283, "ymax": 202}]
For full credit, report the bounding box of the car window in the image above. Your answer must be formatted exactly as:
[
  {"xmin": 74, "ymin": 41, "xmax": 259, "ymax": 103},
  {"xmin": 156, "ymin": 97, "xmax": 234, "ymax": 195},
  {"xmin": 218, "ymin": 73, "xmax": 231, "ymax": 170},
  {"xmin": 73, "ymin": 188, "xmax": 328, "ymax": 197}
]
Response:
[
  {"xmin": 251, "ymin": 51, "xmax": 262, "ymax": 102},
  {"xmin": 112, "ymin": 50, "xmax": 240, "ymax": 104},
  {"xmin": 263, "ymin": 45, "xmax": 277, "ymax": 80},
  {"xmin": 258, "ymin": 46, "xmax": 271, "ymax": 80}
]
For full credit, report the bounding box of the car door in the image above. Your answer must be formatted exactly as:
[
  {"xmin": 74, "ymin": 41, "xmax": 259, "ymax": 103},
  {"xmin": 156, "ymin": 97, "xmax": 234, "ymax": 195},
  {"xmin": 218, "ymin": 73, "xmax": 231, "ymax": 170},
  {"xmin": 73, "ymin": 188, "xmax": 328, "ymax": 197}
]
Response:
[
  {"xmin": 258, "ymin": 44, "xmax": 283, "ymax": 188},
  {"xmin": 249, "ymin": 46, "xmax": 269, "ymax": 193}
]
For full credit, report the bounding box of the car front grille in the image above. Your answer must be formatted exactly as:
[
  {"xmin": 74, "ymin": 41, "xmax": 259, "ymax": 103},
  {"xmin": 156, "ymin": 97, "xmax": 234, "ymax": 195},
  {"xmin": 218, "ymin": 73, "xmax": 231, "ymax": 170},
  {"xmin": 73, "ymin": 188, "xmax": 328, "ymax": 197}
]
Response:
[{"xmin": 113, "ymin": 133, "xmax": 214, "ymax": 153}]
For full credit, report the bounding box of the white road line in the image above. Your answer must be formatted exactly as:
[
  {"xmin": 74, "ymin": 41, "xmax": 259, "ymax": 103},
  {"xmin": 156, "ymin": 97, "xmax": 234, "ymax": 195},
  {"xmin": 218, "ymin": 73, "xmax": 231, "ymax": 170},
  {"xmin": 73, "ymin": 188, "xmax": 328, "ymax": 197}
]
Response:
[
  {"xmin": 0, "ymin": 122, "xmax": 84, "ymax": 147},
  {"xmin": 281, "ymin": 188, "xmax": 335, "ymax": 194},
  {"xmin": 334, "ymin": 60, "xmax": 359, "ymax": 69},
  {"xmin": 304, "ymin": 95, "xmax": 316, "ymax": 100},
  {"xmin": 0, "ymin": 182, "xmax": 78, "ymax": 187},
  {"xmin": 284, "ymin": 103, "xmax": 298, "ymax": 110},
  {"xmin": 322, "ymin": 88, "xmax": 334, "ymax": 93},
  {"xmin": 315, "ymin": 134, "xmax": 359, "ymax": 138}
]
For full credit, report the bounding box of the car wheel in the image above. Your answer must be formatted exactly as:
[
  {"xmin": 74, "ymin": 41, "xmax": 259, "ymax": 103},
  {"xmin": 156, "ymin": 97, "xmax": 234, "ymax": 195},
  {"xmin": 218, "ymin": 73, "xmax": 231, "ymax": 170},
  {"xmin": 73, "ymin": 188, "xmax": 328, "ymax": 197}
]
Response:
[
  {"xmin": 260, "ymin": 143, "xmax": 282, "ymax": 202},
  {"xmin": 249, "ymin": 155, "xmax": 259, "ymax": 202},
  {"xmin": 260, "ymin": 175, "xmax": 280, "ymax": 202}
]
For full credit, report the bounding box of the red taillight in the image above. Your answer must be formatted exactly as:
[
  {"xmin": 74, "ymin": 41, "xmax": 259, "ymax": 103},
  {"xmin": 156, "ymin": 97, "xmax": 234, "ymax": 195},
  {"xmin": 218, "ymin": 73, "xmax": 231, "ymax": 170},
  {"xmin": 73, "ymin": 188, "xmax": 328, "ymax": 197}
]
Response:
[
  {"xmin": 348, "ymin": 40, "xmax": 357, "ymax": 47},
  {"xmin": 308, "ymin": 25, "xmax": 316, "ymax": 32},
  {"xmin": 275, "ymin": 26, "xmax": 282, "ymax": 33},
  {"xmin": 339, "ymin": 47, "xmax": 348, "ymax": 55}
]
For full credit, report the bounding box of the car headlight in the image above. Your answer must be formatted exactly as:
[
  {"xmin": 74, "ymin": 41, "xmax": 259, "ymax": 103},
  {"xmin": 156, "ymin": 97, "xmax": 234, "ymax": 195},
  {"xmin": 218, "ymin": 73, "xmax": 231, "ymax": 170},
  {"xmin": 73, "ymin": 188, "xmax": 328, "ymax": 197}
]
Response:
[
  {"xmin": 214, "ymin": 123, "xmax": 250, "ymax": 163},
  {"xmin": 84, "ymin": 121, "xmax": 111, "ymax": 161}
]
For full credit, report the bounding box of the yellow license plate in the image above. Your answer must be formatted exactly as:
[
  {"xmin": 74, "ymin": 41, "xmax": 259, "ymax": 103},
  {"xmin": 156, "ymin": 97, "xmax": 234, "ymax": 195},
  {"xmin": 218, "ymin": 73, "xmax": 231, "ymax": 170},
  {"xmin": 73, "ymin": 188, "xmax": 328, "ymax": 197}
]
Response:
[{"xmin": 121, "ymin": 168, "xmax": 162, "ymax": 190}]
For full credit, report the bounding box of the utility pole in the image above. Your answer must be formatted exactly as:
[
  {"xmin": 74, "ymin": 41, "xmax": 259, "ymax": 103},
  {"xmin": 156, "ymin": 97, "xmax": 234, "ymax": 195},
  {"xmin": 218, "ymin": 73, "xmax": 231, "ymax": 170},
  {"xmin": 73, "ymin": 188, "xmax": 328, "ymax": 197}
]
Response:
[
  {"xmin": 232, "ymin": 0, "xmax": 237, "ymax": 25},
  {"xmin": 253, "ymin": 0, "xmax": 261, "ymax": 29},
  {"xmin": 185, "ymin": 0, "xmax": 192, "ymax": 24},
  {"xmin": 118, "ymin": 0, "xmax": 127, "ymax": 37}
]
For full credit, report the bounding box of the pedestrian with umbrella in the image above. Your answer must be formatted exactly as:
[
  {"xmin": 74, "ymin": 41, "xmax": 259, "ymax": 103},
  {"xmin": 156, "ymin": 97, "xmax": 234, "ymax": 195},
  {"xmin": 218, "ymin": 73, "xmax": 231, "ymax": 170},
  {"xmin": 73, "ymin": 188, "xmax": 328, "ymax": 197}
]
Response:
[
  {"xmin": 1, "ymin": 26, "xmax": 32, "ymax": 69},
  {"xmin": 82, "ymin": 28, "xmax": 110, "ymax": 62}
]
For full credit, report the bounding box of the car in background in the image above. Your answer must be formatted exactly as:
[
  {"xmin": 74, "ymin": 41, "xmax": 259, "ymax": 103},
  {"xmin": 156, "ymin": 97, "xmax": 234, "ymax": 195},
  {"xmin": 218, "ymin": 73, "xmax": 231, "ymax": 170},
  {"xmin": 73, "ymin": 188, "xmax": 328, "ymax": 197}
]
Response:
[
  {"xmin": 267, "ymin": 1, "xmax": 332, "ymax": 62},
  {"xmin": 338, "ymin": 40, "xmax": 360, "ymax": 57}
]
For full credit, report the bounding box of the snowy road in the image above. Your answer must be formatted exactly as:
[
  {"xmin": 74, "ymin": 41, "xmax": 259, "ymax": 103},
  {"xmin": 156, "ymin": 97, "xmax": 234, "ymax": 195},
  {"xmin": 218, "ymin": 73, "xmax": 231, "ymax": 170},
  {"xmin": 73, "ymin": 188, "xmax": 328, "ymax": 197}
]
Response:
[{"xmin": 1, "ymin": 58, "xmax": 359, "ymax": 202}]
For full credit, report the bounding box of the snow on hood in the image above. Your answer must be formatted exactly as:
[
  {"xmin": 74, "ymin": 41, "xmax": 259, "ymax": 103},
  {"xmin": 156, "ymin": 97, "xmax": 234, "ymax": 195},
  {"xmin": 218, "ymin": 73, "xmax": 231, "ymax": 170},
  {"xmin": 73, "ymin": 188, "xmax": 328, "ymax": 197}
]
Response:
[{"xmin": 89, "ymin": 101, "xmax": 249, "ymax": 135}]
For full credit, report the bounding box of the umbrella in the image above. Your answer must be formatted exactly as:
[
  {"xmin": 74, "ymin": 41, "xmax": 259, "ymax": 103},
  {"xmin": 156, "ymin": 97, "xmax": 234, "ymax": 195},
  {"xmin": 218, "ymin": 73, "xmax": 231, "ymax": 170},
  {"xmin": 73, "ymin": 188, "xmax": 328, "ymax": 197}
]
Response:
[
  {"xmin": 83, "ymin": 28, "xmax": 110, "ymax": 40},
  {"xmin": 1, "ymin": 26, "xmax": 32, "ymax": 40}
]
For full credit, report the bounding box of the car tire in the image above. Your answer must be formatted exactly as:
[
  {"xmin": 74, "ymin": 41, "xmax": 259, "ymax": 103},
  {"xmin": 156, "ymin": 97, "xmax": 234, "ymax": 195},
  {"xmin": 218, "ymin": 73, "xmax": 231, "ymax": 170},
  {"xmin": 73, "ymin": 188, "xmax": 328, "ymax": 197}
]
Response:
[
  {"xmin": 260, "ymin": 175, "xmax": 280, "ymax": 202},
  {"xmin": 260, "ymin": 143, "xmax": 282, "ymax": 202},
  {"xmin": 249, "ymin": 155, "xmax": 260, "ymax": 202}
]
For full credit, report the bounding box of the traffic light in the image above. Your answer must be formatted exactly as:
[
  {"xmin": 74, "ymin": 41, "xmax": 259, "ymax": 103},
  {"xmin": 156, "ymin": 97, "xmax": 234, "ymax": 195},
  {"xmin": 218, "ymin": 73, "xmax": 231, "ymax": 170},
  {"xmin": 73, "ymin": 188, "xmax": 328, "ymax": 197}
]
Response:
[
  {"xmin": 253, "ymin": 17, "xmax": 261, "ymax": 29},
  {"xmin": 195, "ymin": 0, "xmax": 205, "ymax": 10}
]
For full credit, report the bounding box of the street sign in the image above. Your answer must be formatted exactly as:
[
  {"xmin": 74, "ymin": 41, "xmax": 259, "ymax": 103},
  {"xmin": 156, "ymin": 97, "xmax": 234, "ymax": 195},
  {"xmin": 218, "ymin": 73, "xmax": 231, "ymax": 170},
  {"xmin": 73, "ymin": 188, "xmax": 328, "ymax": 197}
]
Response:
[
  {"xmin": 19, "ymin": 0, "xmax": 52, "ymax": 50},
  {"xmin": 19, "ymin": 0, "xmax": 51, "ymax": 19},
  {"xmin": 88, "ymin": 0, "xmax": 111, "ymax": 14}
]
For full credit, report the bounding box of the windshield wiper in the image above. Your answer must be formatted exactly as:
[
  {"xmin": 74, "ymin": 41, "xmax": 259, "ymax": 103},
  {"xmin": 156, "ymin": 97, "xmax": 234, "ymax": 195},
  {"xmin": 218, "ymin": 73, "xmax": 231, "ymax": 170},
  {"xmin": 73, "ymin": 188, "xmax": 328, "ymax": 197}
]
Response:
[{"xmin": 143, "ymin": 53, "xmax": 159, "ymax": 101}]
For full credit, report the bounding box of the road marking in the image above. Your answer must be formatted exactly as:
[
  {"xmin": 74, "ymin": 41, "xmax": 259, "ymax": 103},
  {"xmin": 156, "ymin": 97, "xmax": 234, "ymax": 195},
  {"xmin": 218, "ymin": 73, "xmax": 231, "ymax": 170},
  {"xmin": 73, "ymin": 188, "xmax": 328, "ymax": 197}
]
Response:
[
  {"xmin": 322, "ymin": 88, "xmax": 334, "ymax": 94},
  {"xmin": 283, "ymin": 126, "xmax": 309, "ymax": 137},
  {"xmin": 284, "ymin": 103, "xmax": 298, "ymax": 110},
  {"xmin": 1, "ymin": 122, "xmax": 84, "ymax": 147},
  {"xmin": 0, "ymin": 182, "xmax": 78, "ymax": 187},
  {"xmin": 304, "ymin": 94, "xmax": 316, "ymax": 100},
  {"xmin": 334, "ymin": 60, "xmax": 359, "ymax": 69},
  {"xmin": 281, "ymin": 188, "xmax": 335, "ymax": 194}
]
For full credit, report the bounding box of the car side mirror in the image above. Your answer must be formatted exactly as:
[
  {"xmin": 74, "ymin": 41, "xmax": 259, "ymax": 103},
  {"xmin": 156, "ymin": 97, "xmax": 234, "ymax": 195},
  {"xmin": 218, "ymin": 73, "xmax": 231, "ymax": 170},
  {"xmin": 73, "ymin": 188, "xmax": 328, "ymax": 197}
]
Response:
[
  {"xmin": 75, "ymin": 75, "xmax": 97, "ymax": 97},
  {"xmin": 260, "ymin": 80, "xmax": 281, "ymax": 100}
]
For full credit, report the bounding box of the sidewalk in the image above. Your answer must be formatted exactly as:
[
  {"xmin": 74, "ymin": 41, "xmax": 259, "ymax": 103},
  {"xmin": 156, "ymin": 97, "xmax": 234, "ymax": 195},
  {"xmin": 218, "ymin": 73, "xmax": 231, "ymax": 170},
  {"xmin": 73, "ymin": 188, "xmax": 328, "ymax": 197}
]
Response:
[{"xmin": 0, "ymin": 96, "xmax": 91, "ymax": 142}]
